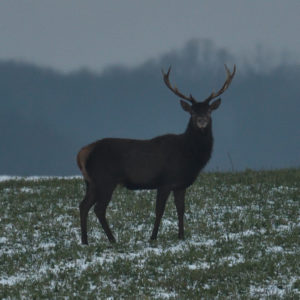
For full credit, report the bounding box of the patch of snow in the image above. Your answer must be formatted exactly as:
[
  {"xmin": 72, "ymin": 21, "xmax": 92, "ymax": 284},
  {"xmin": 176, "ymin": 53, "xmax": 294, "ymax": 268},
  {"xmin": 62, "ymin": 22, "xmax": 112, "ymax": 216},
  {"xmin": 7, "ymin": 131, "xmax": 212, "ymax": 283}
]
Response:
[
  {"xmin": 162, "ymin": 219, "xmax": 176, "ymax": 227},
  {"xmin": 250, "ymin": 283, "xmax": 286, "ymax": 298},
  {"xmin": 38, "ymin": 242, "xmax": 56, "ymax": 250},
  {"xmin": 0, "ymin": 176, "xmax": 17, "ymax": 182},
  {"xmin": 276, "ymin": 224, "xmax": 291, "ymax": 232},
  {"xmin": 221, "ymin": 254, "xmax": 245, "ymax": 267},
  {"xmin": 271, "ymin": 186, "xmax": 298, "ymax": 193},
  {"xmin": 154, "ymin": 290, "xmax": 177, "ymax": 299},
  {"xmin": 20, "ymin": 187, "xmax": 35, "ymax": 193},
  {"xmin": 0, "ymin": 274, "xmax": 28, "ymax": 286},
  {"xmin": 189, "ymin": 236, "xmax": 216, "ymax": 247},
  {"xmin": 0, "ymin": 175, "xmax": 81, "ymax": 182},
  {"xmin": 225, "ymin": 228, "xmax": 266, "ymax": 241},
  {"xmin": 266, "ymin": 246, "xmax": 284, "ymax": 253},
  {"xmin": 134, "ymin": 190, "xmax": 152, "ymax": 194},
  {"xmin": 188, "ymin": 262, "xmax": 210, "ymax": 270},
  {"xmin": 0, "ymin": 237, "xmax": 8, "ymax": 243},
  {"xmin": 187, "ymin": 254, "xmax": 244, "ymax": 271}
]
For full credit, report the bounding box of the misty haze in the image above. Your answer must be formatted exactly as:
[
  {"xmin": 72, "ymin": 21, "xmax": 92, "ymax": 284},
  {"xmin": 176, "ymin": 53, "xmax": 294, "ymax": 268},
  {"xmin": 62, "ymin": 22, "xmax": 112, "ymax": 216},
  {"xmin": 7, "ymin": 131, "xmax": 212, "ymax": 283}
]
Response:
[{"xmin": 0, "ymin": 40, "xmax": 299, "ymax": 175}]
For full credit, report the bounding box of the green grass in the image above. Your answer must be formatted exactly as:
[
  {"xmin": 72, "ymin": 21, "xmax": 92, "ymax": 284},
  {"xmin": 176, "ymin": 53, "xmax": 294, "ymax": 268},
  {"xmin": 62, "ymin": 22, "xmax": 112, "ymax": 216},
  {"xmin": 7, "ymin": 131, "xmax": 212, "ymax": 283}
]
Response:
[{"xmin": 0, "ymin": 169, "xmax": 299, "ymax": 299}]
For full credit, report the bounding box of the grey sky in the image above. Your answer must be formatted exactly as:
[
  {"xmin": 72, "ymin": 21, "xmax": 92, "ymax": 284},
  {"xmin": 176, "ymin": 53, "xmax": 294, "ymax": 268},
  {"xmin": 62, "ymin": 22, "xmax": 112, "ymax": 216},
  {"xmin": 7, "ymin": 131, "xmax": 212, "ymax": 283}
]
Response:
[{"xmin": 1, "ymin": 0, "xmax": 300, "ymax": 72}]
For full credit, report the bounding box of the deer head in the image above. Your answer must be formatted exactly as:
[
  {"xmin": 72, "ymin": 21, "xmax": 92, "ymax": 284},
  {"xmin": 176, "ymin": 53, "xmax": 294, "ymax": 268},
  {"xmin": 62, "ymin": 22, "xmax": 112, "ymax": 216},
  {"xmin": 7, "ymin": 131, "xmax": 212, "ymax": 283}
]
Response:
[{"xmin": 162, "ymin": 65, "xmax": 236, "ymax": 130}]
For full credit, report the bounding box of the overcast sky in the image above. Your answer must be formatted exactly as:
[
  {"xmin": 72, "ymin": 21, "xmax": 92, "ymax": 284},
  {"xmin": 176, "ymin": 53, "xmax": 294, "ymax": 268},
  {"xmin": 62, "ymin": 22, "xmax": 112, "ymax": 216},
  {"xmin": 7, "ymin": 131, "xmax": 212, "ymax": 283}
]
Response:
[{"xmin": 1, "ymin": 0, "xmax": 300, "ymax": 72}]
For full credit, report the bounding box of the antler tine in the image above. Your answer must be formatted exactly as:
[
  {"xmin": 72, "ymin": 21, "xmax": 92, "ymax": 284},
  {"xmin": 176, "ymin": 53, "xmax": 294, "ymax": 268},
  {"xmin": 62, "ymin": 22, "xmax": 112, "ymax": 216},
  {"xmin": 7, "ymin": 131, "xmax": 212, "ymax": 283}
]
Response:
[
  {"xmin": 162, "ymin": 66, "xmax": 197, "ymax": 104},
  {"xmin": 204, "ymin": 64, "xmax": 236, "ymax": 104}
]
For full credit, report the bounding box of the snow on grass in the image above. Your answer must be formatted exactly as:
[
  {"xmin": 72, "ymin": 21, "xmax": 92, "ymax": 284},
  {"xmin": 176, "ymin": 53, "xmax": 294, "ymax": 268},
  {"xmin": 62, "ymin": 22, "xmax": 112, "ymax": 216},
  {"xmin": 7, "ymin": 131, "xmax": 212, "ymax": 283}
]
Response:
[
  {"xmin": 0, "ymin": 234, "xmax": 229, "ymax": 288},
  {"xmin": 1, "ymin": 170, "xmax": 299, "ymax": 298},
  {"xmin": 20, "ymin": 187, "xmax": 36, "ymax": 193},
  {"xmin": 188, "ymin": 262, "xmax": 210, "ymax": 270},
  {"xmin": 266, "ymin": 246, "xmax": 284, "ymax": 253},
  {"xmin": 0, "ymin": 237, "xmax": 8, "ymax": 243},
  {"xmin": 0, "ymin": 176, "xmax": 14, "ymax": 182},
  {"xmin": 154, "ymin": 290, "xmax": 177, "ymax": 299},
  {"xmin": 0, "ymin": 175, "xmax": 81, "ymax": 182},
  {"xmin": 250, "ymin": 283, "xmax": 288, "ymax": 298},
  {"xmin": 0, "ymin": 274, "xmax": 29, "ymax": 287}
]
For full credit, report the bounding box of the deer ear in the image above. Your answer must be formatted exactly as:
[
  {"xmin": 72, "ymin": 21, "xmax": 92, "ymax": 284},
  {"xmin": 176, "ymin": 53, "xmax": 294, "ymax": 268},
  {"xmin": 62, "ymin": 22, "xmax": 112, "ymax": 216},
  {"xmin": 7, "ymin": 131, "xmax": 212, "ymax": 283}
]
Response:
[
  {"xmin": 180, "ymin": 100, "xmax": 192, "ymax": 113},
  {"xmin": 210, "ymin": 98, "xmax": 221, "ymax": 111}
]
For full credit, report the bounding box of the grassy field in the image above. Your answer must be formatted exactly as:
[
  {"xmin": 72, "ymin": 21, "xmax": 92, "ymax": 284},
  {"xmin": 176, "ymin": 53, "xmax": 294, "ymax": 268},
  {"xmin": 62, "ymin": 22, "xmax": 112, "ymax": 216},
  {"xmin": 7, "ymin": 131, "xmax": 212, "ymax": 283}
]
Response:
[{"xmin": 0, "ymin": 169, "xmax": 299, "ymax": 299}]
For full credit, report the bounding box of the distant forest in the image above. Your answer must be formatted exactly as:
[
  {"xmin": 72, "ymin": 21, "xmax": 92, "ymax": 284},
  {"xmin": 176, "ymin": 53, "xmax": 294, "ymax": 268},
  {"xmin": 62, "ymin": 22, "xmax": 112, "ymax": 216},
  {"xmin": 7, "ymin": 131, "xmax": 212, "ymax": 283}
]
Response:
[{"xmin": 0, "ymin": 40, "xmax": 299, "ymax": 175}]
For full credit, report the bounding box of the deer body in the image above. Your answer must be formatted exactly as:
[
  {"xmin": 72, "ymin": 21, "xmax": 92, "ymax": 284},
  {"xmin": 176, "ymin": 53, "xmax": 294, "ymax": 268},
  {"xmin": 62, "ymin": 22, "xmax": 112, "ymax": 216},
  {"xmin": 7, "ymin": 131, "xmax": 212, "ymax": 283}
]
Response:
[
  {"xmin": 84, "ymin": 123, "xmax": 213, "ymax": 191},
  {"xmin": 77, "ymin": 65, "xmax": 235, "ymax": 244}
]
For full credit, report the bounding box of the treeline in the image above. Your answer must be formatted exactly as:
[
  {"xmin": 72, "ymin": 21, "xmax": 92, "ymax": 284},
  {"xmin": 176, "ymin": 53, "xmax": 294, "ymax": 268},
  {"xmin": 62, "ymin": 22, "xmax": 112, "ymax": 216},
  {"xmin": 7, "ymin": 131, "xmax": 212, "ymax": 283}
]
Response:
[{"xmin": 0, "ymin": 39, "xmax": 299, "ymax": 175}]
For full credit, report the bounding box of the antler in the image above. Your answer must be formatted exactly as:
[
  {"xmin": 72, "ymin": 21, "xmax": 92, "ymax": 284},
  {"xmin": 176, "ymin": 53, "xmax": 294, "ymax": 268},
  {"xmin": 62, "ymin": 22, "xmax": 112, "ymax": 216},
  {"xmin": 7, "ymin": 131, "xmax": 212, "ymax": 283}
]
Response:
[
  {"xmin": 203, "ymin": 64, "xmax": 236, "ymax": 104},
  {"xmin": 162, "ymin": 66, "xmax": 197, "ymax": 104}
]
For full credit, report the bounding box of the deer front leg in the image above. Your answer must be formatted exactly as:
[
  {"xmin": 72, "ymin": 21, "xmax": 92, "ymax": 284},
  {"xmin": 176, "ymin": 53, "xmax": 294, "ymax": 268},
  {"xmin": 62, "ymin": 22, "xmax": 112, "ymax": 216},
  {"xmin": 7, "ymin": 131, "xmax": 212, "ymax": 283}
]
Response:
[
  {"xmin": 150, "ymin": 187, "xmax": 171, "ymax": 240},
  {"xmin": 173, "ymin": 188, "xmax": 186, "ymax": 239}
]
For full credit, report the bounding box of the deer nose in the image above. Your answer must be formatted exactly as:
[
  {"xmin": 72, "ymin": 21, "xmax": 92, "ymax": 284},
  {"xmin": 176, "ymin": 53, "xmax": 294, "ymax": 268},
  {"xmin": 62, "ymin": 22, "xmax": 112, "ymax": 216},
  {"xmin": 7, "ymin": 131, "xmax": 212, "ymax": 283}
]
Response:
[{"xmin": 196, "ymin": 117, "xmax": 208, "ymax": 129}]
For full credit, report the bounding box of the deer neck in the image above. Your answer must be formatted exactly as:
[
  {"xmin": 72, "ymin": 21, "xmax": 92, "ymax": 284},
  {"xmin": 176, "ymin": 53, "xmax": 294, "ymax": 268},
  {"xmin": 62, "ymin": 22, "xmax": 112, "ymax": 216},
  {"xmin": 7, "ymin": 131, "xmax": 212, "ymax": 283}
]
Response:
[{"xmin": 184, "ymin": 119, "xmax": 213, "ymax": 152}]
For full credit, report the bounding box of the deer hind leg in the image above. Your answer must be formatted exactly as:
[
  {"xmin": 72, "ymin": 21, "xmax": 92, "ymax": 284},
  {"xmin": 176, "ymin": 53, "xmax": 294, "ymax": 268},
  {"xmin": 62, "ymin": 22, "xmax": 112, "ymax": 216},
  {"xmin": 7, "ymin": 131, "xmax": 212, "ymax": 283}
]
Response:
[
  {"xmin": 79, "ymin": 181, "xmax": 96, "ymax": 245},
  {"xmin": 93, "ymin": 184, "xmax": 116, "ymax": 243},
  {"xmin": 173, "ymin": 189, "xmax": 186, "ymax": 239},
  {"xmin": 150, "ymin": 187, "xmax": 171, "ymax": 240}
]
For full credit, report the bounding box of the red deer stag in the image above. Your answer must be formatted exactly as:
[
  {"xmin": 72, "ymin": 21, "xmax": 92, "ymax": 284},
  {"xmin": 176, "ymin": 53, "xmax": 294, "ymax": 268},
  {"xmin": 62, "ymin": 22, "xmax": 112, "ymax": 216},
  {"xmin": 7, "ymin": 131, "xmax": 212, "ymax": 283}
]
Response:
[{"xmin": 77, "ymin": 65, "xmax": 236, "ymax": 244}]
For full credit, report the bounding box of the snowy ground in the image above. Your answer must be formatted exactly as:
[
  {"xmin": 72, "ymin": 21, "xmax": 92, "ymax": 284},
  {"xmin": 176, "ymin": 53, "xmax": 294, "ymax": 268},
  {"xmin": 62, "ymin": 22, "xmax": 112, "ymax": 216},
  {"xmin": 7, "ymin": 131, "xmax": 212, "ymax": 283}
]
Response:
[
  {"xmin": 0, "ymin": 175, "xmax": 81, "ymax": 182},
  {"xmin": 0, "ymin": 170, "xmax": 299, "ymax": 298}
]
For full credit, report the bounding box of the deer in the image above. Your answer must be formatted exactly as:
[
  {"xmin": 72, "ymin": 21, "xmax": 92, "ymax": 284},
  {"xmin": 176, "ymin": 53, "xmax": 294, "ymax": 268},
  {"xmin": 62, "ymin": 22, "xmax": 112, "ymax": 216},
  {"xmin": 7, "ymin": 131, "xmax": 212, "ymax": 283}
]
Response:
[{"xmin": 77, "ymin": 64, "xmax": 236, "ymax": 244}]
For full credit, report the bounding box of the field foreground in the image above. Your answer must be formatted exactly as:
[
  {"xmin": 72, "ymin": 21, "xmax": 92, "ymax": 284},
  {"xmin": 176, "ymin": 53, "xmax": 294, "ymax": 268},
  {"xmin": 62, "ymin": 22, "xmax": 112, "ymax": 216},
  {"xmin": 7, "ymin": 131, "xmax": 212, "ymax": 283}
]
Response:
[{"xmin": 0, "ymin": 169, "xmax": 299, "ymax": 299}]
